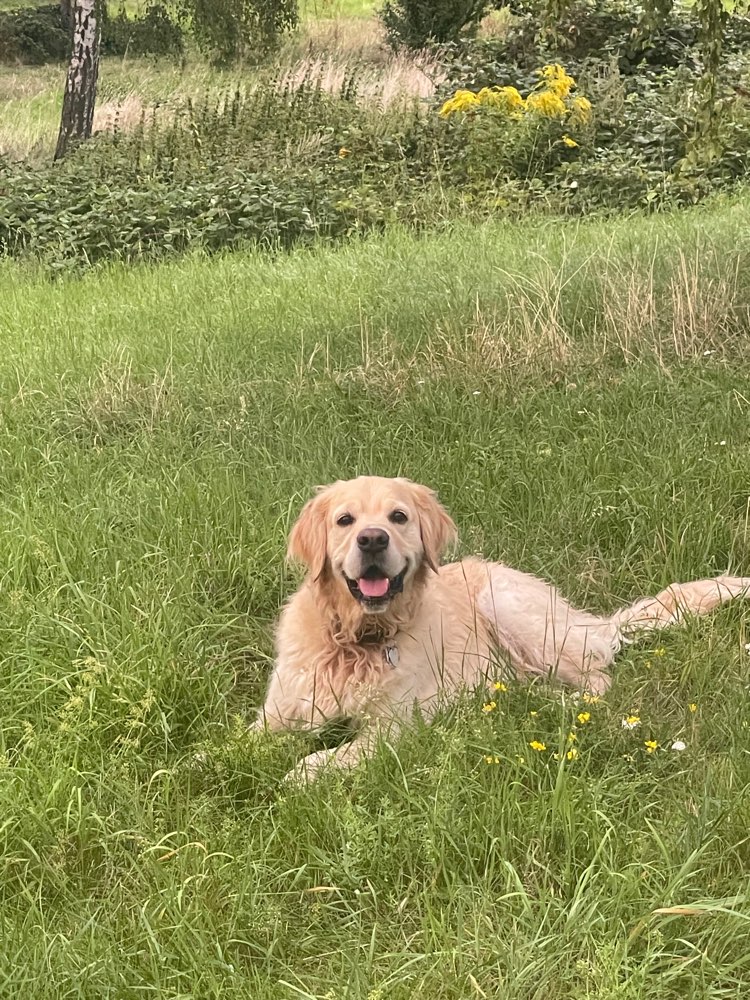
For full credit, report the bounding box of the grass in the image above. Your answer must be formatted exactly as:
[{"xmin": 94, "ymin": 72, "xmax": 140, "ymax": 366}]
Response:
[
  {"xmin": 301, "ymin": 0, "xmax": 376, "ymax": 16},
  {"xmin": 1, "ymin": 201, "xmax": 750, "ymax": 997}
]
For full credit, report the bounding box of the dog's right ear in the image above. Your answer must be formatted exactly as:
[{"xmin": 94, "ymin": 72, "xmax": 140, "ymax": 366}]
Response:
[{"xmin": 287, "ymin": 490, "xmax": 330, "ymax": 581}]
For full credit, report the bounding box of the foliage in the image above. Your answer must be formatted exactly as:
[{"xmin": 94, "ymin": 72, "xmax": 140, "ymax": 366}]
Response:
[
  {"xmin": 0, "ymin": 3, "xmax": 69, "ymax": 65},
  {"xmin": 437, "ymin": 64, "xmax": 593, "ymax": 182},
  {"xmin": 173, "ymin": 0, "xmax": 299, "ymax": 64},
  {"xmin": 0, "ymin": 158, "xmax": 330, "ymax": 268},
  {"xmin": 3, "ymin": 47, "xmax": 750, "ymax": 269},
  {"xmin": 0, "ymin": 2, "xmax": 186, "ymax": 65},
  {"xmin": 0, "ymin": 86, "xmax": 412, "ymax": 268},
  {"xmin": 694, "ymin": 0, "xmax": 730, "ymax": 139},
  {"xmin": 379, "ymin": 0, "xmax": 489, "ymax": 50},
  {"xmin": 103, "ymin": 3, "xmax": 185, "ymax": 59}
]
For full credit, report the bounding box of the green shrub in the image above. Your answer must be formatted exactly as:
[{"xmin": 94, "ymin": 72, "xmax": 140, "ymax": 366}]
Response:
[
  {"xmin": 0, "ymin": 157, "xmax": 337, "ymax": 267},
  {"xmin": 103, "ymin": 3, "xmax": 185, "ymax": 59},
  {"xmin": 0, "ymin": 4, "xmax": 69, "ymax": 65},
  {"xmin": 0, "ymin": 2, "xmax": 186, "ymax": 65},
  {"xmin": 0, "ymin": 85, "xmax": 414, "ymax": 269},
  {"xmin": 174, "ymin": 0, "xmax": 298, "ymax": 64},
  {"xmin": 379, "ymin": 0, "xmax": 489, "ymax": 50}
]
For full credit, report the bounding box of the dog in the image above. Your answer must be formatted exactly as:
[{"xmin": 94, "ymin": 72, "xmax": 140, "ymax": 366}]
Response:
[{"xmin": 256, "ymin": 476, "xmax": 750, "ymax": 779}]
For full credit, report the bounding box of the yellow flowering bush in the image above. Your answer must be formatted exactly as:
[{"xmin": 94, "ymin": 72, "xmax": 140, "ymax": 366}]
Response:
[
  {"xmin": 440, "ymin": 63, "xmax": 591, "ymax": 128},
  {"xmin": 540, "ymin": 63, "xmax": 575, "ymax": 99},
  {"xmin": 439, "ymin": 89, "xmax": 481, "ymax": 116},
  {"xmin": 438, "ymin": 63, "xmax": 594, "ymax": 183},
  {"xmin": 440, "ymin": 85, "xmax": 526, "ymax": 118},
  {"xmin": 525, "ymin": 91, "xmax": 568, "ymax": 118}
]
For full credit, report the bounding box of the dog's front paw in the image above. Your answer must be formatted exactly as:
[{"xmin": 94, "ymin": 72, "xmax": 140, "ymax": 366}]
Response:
[{"xmin": 283, "ymin": 748, "xmax": 340, "ymax": 784}]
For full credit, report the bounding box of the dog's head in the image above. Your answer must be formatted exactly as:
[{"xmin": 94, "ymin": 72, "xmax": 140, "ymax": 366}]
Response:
[{"xmin": 287, "ymin": 476, "xmax": 457, "ymax": 615}]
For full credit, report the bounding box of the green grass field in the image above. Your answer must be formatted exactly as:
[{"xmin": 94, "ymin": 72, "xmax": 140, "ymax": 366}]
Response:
[{"xmin": 1, "ymin": 200, "xmax": 750, "ymax": 997}]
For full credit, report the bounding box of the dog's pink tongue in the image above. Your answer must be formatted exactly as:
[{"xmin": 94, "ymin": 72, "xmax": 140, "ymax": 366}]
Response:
[{"xmin": 359, "ymin": 576, "xmax": 389, "ymax": 599}]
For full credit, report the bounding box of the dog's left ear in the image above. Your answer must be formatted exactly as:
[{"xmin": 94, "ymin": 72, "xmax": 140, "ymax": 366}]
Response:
[
  {"xmin": 409, "ymin": 483, "xmax": 458, "ymax": 573},
  {"xmin": 287, "ymin": 489, "xmax": 330, "ymax": 581}
]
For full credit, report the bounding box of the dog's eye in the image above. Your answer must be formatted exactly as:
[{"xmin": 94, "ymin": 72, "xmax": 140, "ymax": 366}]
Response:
[
  {"xmin": 336, "ymin": 513, "xmax": 355, "ymax": 527},
  {"xmin": 389, "ymin": 510, "xmax": 408, "ymax": 525}
]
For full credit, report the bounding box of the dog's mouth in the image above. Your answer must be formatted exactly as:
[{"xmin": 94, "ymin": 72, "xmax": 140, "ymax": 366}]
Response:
[{"xmin": 345, "ymin": 566, "xmax": 406, "ymax": 604}]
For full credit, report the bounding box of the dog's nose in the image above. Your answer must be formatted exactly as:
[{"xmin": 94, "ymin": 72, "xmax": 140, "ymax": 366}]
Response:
[{"xmin": 357, "ymin": 528, "xmax": 389, "ymax": 553}]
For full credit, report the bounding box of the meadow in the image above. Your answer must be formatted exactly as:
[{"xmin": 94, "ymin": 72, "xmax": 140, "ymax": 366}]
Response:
[
  {"xmin": 1, "ymin": 202, "xmax": 750, "ymax": 997},
  {"xmin": 2, "ymin": 0, "xmax": 750, "ymax": 995}
]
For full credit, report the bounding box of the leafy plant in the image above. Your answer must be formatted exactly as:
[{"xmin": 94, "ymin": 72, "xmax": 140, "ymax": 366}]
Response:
[
  {"xmin": 437, "ymin": 64, "xmax": 594, "ymax": 182},
  {"xmin": 0, "ymin": 2, "xmax": 186, "ymax": 65},
  {"xmin": 0, "ymin": 3, "xmax": 69, "ymax": 65},
  {"xmin": 174, "ymin": 0, "xmax": 298, "ymax": 64},
  {"xmin": 103, "ymin": 3, "xmax": 185, "ymax": 59},
  {"xmin": 379, "ymin": 0, "xmax": 489, "ymax": 50}
]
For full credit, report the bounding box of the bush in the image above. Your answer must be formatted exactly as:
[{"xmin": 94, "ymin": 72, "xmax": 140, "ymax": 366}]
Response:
[
  {"xmin": 436, "ymin": 64, "xmax": 594, "ymax": 182},
  {"xmin": 0, "ymin": 85, "xmax": 414, "ymax": 269},
  {"xmin": 103, "ymin": 4, "xmax": 185, "ymax": 59},
  {"xmin": 175, "ymin": 0, "xmax": 298, "ymax": 64},
  {"xmin": 0, "ymin": 4, "xmax": 69, "ymax": 65},
  {"xmin": 0, "ymin": 3, "xmax": 186, "ymax": 65},
  {"xmin": 379, "ymin": 0, "xmax": 489, "ymax": 50},
  {"xmin": 0, "ymin": 159, "xmax": 339, "ymax": 267}
]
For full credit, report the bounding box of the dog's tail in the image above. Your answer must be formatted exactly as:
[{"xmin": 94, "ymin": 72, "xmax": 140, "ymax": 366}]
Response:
[{"xmin": 612, "ymin": 575, "xmax": 750, "ymax": 635}]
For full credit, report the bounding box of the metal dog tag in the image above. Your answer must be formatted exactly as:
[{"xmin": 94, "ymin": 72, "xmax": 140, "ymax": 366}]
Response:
[{"xmin": 384, "ymin": 644, "xmax": 399, "ymax": 668}]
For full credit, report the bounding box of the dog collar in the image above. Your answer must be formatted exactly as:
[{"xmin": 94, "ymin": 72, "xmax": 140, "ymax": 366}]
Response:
[{"xmin": 332, "ymin": 618, "xmax": 399, "ymax": 668}]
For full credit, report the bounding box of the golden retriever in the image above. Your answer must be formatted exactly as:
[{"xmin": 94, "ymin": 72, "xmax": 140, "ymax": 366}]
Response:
[{"xmin": 256, "ymin": 476, "xmax": 749, "ymax": 780}]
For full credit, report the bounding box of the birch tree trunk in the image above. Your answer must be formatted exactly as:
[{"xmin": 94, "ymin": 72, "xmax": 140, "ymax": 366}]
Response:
[{"xmin": 54, "ymin": 0, "xmax": 101, "ymax": 161}]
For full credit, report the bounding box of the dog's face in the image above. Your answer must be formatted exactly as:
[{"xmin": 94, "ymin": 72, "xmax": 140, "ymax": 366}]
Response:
[{"xmin": 288, "ymin": 477, "xmax": 457, "ymax": 614}]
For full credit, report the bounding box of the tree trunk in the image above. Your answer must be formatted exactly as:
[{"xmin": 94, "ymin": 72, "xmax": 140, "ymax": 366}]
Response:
[{"xmin": 54, "ymin": 0, "xmax": 101, "ymax": 162}]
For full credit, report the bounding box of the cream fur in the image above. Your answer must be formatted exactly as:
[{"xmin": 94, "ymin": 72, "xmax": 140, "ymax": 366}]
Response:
[{"xmin": 257, "ymin": 476, "xmax": 750, "ymax": 780}]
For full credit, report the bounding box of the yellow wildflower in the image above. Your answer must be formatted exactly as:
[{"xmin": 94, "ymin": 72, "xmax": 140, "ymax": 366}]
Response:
[
  {"xmin": 477, "ymin": 85, "xmax": 525, "ymax": 115},
  {"xmin": 516, "ymin": 755, "xmax": 525, "ymax": 764},
  {"xmin": 482, "ymin": 701, "xmax": 497, "ymax": 713},
  {"xmin": 566, "ymin": 747, "xmax": 579, "ymax": 761},
  {"xmin": 526, "ymin": 91, "xmax": 567, "ymax": 118},
  {"xmin": 338, "ymin": 147, "xmax": 351, "ymax": 159},
  {"xmin": 582, "ymin": 692, "xmax": 599, "ymax": 704},
  {"xmin": 540, "ymin": 63, "xmax": 575, "ymax": 99},
  {"xmin": 622, "ymin": 715, "xmax": 641, "ymax": 730},
  {"xmin": 493, "ymin": 681, "xmax": 508, "ymax": 692},
  {"xmin": 529, "ymin": 710, "xmax": 538, "ymax": 717},
  {"xmin": 688, "ymin": 703, "xmax": 698, "ymax": 713},
  {"xmin": 654, "ymin": 647, "xmax": 666, "ymax": 657},
  {"xmin": 561, "ymin": 134, "xmax": 578, "ymax": 148},
  {"xmin": 439, "ymin": 89, "xmax": 480, "ymax": 117},
  {"xmin": 529, "ymin": 740, "xmax": 547, "ymax": 752},
  {"xmin": 569, "ymin": 96, "xmax": 592, "ymax": 125},
  {"xmin": 644, "ymin": 740, "xmax": 659, "ymax": 754},
  {"xmin": 576, "ymin": 712, "xmax": 591, "ymax": 725},
  {"xmin": 567, "ymin": 731, "xmax": 577, "ymax": 742},
  {"xmin": 484, "ymin": 755, "xmax": 500, "ymax": 764}
]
